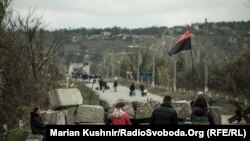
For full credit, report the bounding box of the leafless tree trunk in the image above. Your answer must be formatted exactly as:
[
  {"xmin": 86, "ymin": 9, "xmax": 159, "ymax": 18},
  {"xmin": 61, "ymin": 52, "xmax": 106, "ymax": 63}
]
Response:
[{"xmin": 16, "ymin": 9, "xmax": 61, "ymax": 80}]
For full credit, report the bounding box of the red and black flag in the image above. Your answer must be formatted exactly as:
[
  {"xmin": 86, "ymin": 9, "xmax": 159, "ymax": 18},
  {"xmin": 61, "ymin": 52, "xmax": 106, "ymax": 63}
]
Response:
[{"xmin": 168, "ymin": 30, "xmax": 191, "ymax": 56}]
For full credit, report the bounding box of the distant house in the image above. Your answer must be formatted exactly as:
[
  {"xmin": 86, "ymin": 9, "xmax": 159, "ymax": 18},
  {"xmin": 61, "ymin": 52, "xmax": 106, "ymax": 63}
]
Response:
[
  {"xmin": 116, "ymin": 34, "xmax": 129, "ymax": 40},
  {"xmin": 128, "ymin": 45, "xmax": 139, "ymax": 48},
  {"xmin": 209, "ymin": 32, "xmax": 214, "ymax": 35},
  {"xmin": 116, "ymin": 52, "xmax": 132, "ymax": 55},
  {"xmin": 87, "ymin": 34, "xmax": 101, "ymax": 40},
  {"xmin": 193, "ymin": 24, "xmax": 200, "ymax": 31},
  {"xmin": 228, "ymin": 37, "xmax": 237, "ymax": 44},
  {"xmin": 168, "ymin": 28, "xmax": 175, "ymax": 35},
  {"xmin": 220, "ymin": 26, "xmax": 230, "ymax": 31},
  {"xmin": 84, "ymin": 54, "xmax": 90, "ymax": 61},
  {"xmin": 68, "ymin": 63, "xmax": 83, "ymax": 75},
  {"xmin": 212, "ymin": 24, "xmax": 218, "ymax": 29},
  {"xmin": 101, "ymin": 31, "xmax": 112, "ymax": 37},
  {"xmin": 74, "ymin": 52, "xmax": 80, "ymax": 56},
  {"xmin": 176, "ymin": 27, "xmax": 183, "ymax": 33},
  {"xmin": 68, "ymin": 62, "xmax": 90, "ymax": 76},
  {"xmin": 72, "ymin": 36, "xmax": 78, "ymax": 43}
]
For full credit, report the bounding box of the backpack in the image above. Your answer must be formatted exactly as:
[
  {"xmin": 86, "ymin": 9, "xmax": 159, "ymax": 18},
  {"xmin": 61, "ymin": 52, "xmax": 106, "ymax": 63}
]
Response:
[
  {"xmin": 191, "ymin": 108, "xmax": 210, "ymax": 125},
  {"xmin": 191, "ymin": 115, "xmax": 209, "ymax": 125}
]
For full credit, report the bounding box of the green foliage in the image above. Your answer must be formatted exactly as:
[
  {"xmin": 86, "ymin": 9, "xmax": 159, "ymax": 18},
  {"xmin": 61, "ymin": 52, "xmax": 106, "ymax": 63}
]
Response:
[{"xmin": 5, "ymin": 123, "xmax": 31, "ymax": 141}]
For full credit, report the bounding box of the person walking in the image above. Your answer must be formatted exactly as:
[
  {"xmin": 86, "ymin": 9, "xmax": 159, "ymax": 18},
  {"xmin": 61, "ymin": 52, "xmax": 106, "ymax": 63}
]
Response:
[
  {"xmin": 113, "ymin": 77, "xmax": 118, "ymax": 92},
  {"xmin": 140, "ymin": 83, "xmax": 145, "ymax": 96},
  {"xmin": 129, "ymin": 82, "xmax": 136, "ymax": 96}
]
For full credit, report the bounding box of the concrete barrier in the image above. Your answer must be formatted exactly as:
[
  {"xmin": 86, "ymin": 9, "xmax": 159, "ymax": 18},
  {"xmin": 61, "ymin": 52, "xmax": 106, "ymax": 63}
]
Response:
[
  {"xmin": 209, "ymin": 106, "xmax": 222, "ymax": 125},
  {"xmin": 48, "ymin": 88, "xmax": 83, "ymax": 109},
  {"xmin": 75, "ymin": 105, "xmax": 105, "ymax": 123},
  {"xmin": 172, "ymin": 100, "xmax": 192, "ymax": 120},
  {"xmin": 135, "ymin": 99, "xmax": 160, "ymax": 119},
  {"xmin": 44, "ymin": 110, "xmax": 66, "ymax": 125}
]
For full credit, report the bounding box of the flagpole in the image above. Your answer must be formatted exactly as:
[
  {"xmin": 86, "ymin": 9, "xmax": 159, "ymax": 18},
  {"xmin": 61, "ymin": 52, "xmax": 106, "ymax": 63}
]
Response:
[
  {"xmin": 190, "ymin": 48, "xmax": 195, "ymax": 91},
  {"xmin": 186, "ymin": 25, "xmax": 195, "ymax": 91}
]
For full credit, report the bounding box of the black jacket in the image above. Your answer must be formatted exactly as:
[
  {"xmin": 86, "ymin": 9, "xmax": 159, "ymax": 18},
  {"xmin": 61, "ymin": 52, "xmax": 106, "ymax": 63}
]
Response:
[
  {"xmin": 140, "ymin": 85, "xmax": 144, "ymax": 91},
  {"xmin": 150, "ymin": 103, "xmax": 178, "ymax": 125},
  {"xmin": 114, "ymin": 81, "xmax": 118, "ymax": 87},
  {"xmin": 30, "ymin": 112, "xmax": 46, "ymax": 136},
  {"xmin": 130, "ymin": 84, "xmax": 135, "ymax": 91}
]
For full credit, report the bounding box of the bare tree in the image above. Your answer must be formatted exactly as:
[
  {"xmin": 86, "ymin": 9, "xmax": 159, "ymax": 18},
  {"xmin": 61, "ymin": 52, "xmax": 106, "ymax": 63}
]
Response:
[
  {"xmin": 0, "ymin": 3, "xmax": 61, "ymax": 126},
  {"xmin": 16, "ymin": 9, "xmax": 61, "ymax": 80},
  {"xmin": 126, "ymin": 45, "xmax": 153, "ymax": 79}
]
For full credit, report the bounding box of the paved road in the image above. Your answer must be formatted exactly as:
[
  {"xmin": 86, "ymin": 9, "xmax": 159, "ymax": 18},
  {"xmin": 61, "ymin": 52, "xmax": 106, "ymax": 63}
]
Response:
[{"xmin": 86, "ymin": 82, "xmax": 163, "ymax": 106}]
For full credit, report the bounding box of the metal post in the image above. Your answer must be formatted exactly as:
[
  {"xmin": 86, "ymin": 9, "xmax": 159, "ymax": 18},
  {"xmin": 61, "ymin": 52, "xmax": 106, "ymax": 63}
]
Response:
[
  {"xmin": 152, "ymin": 54, "xmax": 155, "ymax": 87},
  {"xmin": 3, "ymin": 124, "xmax": 7, "ymax": 139},
  {"xmin": 89, "ymin": 79, "xmax": 96, "ymax": 104},
  {"xmin": 167, "ymin": 78, "xmax": 170, "ymax": 91},
  {"xmin": 66, "ymin": 74, "xmax": 69, "ymax": 88},
  {"xmin": 148, "ymin": 76, "xmax": 150, "ymax": 86},
  {"xmin": 103, "ymin": 54, "xmax": 106, "ymax": 78},
  {"xmin": 111, "ymin": 55, "xmax": 114, "ymax": 78},
  {"xmin": 173, "ymin": 59, "xmax": 176, "ymax": 92},
  {"xmin": 107, "ymin": 60, "xmax": 110, "ymax": 78},
  {"xmin": 152, "ymin": 38, "xmax": 157, "ymax": 87}
]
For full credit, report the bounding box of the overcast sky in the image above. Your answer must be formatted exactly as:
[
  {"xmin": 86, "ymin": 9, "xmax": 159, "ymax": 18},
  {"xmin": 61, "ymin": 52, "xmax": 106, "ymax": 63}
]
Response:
[{"xmin": 11, "ymin": 0, "xmax": 250, "ymax": 30}]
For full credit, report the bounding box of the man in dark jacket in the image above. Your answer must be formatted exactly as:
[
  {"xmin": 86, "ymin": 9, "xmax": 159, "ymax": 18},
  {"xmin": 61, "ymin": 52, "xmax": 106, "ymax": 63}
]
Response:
[
  {"xmin": 30, "ymin": 107, "xmax": 46, "ymax": 138},
  {"xmin": 113, "ymin": 80, "xmax": 118, "ymax": 92},
  {"xmin": 129, "ymin": 82, "xmax": 135, "ymax": 96},
  {"xmin": 150, "ymin": 96, "xmax": 178, "ymax": 125},
  {"xmin": 140, "ymin": 83, "xmax": 145, "ymax": 96}
]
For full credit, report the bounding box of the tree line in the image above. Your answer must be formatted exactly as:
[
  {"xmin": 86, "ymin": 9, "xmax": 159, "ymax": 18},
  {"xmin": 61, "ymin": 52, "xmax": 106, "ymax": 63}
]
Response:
[{"xmin": 52, "ymin": 21, "xmax": 250, "ymax": 37}]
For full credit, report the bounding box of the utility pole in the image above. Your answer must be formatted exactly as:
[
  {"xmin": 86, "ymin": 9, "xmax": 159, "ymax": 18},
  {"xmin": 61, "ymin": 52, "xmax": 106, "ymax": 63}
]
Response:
[
  {"xmin": 152, "ymin": 54, "xmax": 155, "ymax": 87},
  {"xmin": 111, "ymin": 54, "xmax": 114, "ymax": 78},
  {"xmin": 103, "ymin": 54, "xmax": 106, "ymax": 78},
  {"xmin": 137, "ymin": 48, "xmax": 140, "ymax": 83},
  {"xmin": 204, "ymin": 18, "xmax": 208, "ymax": 94},
  {"xmin": 152, "ymin": 46, "xmax": 156, "ymax": 87},
  {"xmin": 107, "ymin": 58, "xmax": 110, "ymax": 78},
  {"xmin": 66, "ymin": 74, "xmax": 69, "ymax": 88}
]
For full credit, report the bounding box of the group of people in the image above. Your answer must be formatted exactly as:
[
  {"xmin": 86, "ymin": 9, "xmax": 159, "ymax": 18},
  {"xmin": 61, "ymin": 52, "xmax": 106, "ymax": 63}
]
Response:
[
  {"xmin": 129, "ymin": 82, "xmax": 147, "ymax": 97},
  {"xmin": 106, "ymin": 96, "xmax": 179, "ymax": 125},
  {"xmin": 98, "ymin": 77, "xmax": 118, "ymax": 93},
  {"xmin": 29, "ymin": 91, "xmax": 215, "ymax": 140},
  {"xmin": 98, "ymin": 77, "xmax": 147, "ymax": 97},
  {"xmin": 107, "ymin": 91, "xmax": 215, "ymax": 125}
]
